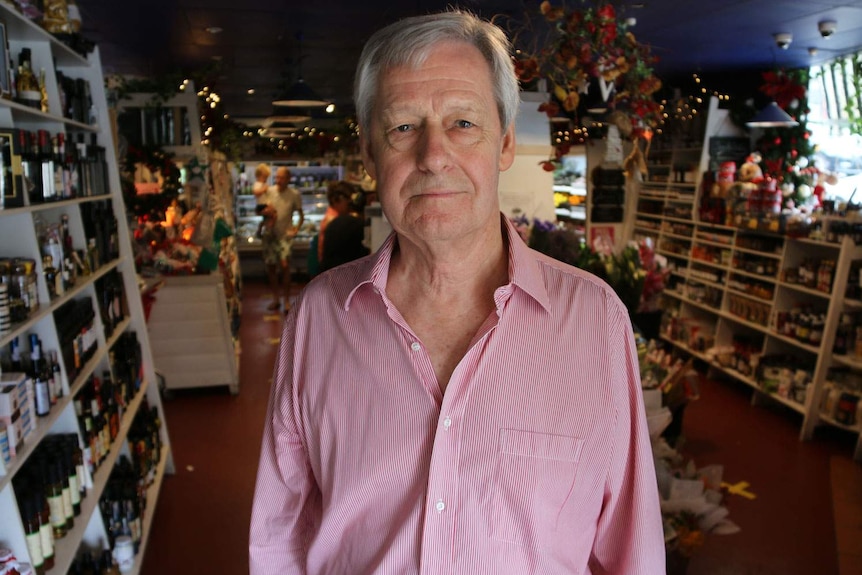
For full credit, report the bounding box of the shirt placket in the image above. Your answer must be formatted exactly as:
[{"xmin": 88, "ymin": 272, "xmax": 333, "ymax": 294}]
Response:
[{"xmin": 416, "ymin": 322, "xmax": 499, "ymax": 574}]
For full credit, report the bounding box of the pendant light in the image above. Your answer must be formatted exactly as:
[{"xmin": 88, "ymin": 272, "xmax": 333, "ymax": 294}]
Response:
[
  {"xmin": 272, "ymin": 33, "xmax": 330, "ymax": 108},
  {"xmin": 746, "ymin": 102, "xmax": 799, "ymax": 128}
]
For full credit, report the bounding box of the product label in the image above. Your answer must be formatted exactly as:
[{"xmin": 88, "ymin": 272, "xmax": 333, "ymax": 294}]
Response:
[
  {"xmin": 48, "ymin": 494, "xmax": 64, "ymax": 527},
  {"xmin": 76, "ymin": 463, "xmax": 86, "ymax": 492},
  {"xmin": 82, "ymin": 446, "xmax": 93, "ymax": 475},
  {"xmin": 35, "ymin": 379, "xmax": 50, "ymax": 415},
  {"xmin": 25, "ymin": 531, "xmax": 44, "ymax": 567},
  {"xmin": 39, "ymin": 522, "xmax": 54, "ymax": 558},
  {"xmin": 69, "ymin": 474, "xmax": 81, "ymax": 505},
  {"xmin": 53, "ymin": 165, "xmax": 64, "ymax": 199},
  {"xmin": 62, "ymin": 486, "xmax": 73, "ymax": 519}
]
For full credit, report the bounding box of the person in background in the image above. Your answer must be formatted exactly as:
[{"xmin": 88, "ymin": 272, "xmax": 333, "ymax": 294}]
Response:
[
  {"xmin": 252, "ymin": 163, "xmax": 275, "ymax": 240},
  {"xmin": 251, "ymin": 163, "xmax": 271, "ymax": 200},
  {"xmin": 317, "ymin": 180, "xmax": 354, "ymax": 263},
  {"xmin": 320, "ymin": 185, "xmax": 369, "ymax": 271},
  {"xmin": 260, "ymin": 166, "xmax": 303, "ymax": 312},
  {"xmin": 250, "ymin": 9, "xmax": 664, "ymax": 574}
]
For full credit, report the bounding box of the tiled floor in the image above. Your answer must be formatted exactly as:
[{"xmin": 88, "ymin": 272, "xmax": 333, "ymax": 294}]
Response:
[{"xmin": 139, "ymin": 278, "xmax": 862, "ymax": 574}]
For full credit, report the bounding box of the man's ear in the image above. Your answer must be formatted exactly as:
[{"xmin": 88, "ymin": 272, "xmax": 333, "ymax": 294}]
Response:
[
  {"xmin": 498, "ymin": 123, "xmax": 516, "ymax": 172},
  {"xmin": 359, "ymin": 132, "xmax": 377, "ymax": 181}
]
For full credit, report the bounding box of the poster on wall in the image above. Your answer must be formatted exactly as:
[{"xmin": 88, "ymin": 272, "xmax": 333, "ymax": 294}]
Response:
[{"xmin": 590, "ymin": 225, "xmax": 615, "ymax": 253}]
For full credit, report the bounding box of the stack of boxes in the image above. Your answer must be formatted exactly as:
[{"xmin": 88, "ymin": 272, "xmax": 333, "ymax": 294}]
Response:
[{"xmin": 0, "ymin": 371, "xmax": 35, "ymax": 473}]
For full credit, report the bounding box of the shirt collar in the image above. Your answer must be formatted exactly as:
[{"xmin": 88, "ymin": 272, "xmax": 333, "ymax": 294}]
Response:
[{"xmin": 342, "ymin": 214, "xmax": 552, "ymax": 314}]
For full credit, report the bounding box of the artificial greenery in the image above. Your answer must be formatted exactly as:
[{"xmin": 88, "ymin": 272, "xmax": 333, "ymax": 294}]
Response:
[{"xmin": 842, "ymin": 53, "xmax": 862, "ymax": 137}]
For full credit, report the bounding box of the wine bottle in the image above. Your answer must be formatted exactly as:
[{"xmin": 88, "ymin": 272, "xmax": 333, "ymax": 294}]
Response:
[
  {"xmin": 19, "ymin": 130, "xmax": 42, "ymax": 206},
  {"xmin": 64, "ymin": 447, "xmax": 81, "ymax": 516},
  {"xmin": 42, "ymin": 255, "xmax": 58, "ymax": 300},
  {"xmin": 69, "ymin": 135, "xmax": 82, "ymax": 197},
  {"xmin": 52, "ymin": 134, "xmax": 67, "ymax": 200},
  {"xmin": 44, "ymin": 459, "xmax": 67, "ymax": 538},
  {"xmin": 51, "ymin": 350, "xmax": 63, "ymax": 403},
  {"xmin": 36, "ymin": 490, "xmax": 55, "ymax": 571},
  {"xmin": 21, "ymin": 495, "xmax": 46, "ymax": 575},
  {"xmin": 15, "ymin": 48, "xmax": 41, "ymax": 109},
  {"xmin": 37, "ymin": 130, "xmax": 57, "ymax": 202},
  {"xmin": 30, "ymin": 334, "xmax": 51, "ymax": 417}
]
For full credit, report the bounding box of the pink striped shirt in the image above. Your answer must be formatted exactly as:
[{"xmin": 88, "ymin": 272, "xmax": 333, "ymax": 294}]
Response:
[{"xmin": 249, "ymin": 217, "xmax": 665, "ymax": 574}]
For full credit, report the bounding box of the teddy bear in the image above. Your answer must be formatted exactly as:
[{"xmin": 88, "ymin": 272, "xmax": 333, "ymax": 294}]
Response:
[{"xmin": 728, "ymin": 154, "xmax": 764, "ymax": 219}]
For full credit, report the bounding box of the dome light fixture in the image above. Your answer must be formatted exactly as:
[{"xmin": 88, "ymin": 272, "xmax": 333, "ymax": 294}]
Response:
[
  {"xmin": 272, "ymin": 79, "xmax": 329, "ymax": 108},
  {"xmin": 746, "ymin": 102, "xmax": 799, "ymax": 128},
  {"xmin": 272, "ymin": 32, "xmax": 330, "ymax": 108}
]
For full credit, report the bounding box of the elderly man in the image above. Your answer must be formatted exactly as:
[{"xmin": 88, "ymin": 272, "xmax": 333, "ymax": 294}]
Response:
[{"xmin": 250, "ymin": 10, "xmax": 664, "ymax": 574}]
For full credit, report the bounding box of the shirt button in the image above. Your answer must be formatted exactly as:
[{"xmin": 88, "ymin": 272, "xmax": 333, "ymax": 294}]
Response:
[
  {"xmin": 410, "ymin": 342, "xmax": 421, "ymax": 351},
  {"xmin": 435, "ymin": 499, "xmax": 446, "ymax": 513},
  {"xmin": 443, "ymin": 417, "xmax": 452, "ymax": 430}
]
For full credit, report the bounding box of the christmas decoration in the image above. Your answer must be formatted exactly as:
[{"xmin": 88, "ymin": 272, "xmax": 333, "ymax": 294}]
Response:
[
  {"xmin": 731, "ymin": 69, "xmax": 820, "ymax": 210},
  {"xmin": 514, "ymin": 0, "xmax": 663, "ymax": 167}
]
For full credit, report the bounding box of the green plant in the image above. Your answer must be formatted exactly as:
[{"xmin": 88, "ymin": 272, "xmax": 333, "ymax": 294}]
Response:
[
  {"xmin": 511, "ymin": 216, "xmax": 666, "ymax": 315},
  {"xmin": 843, "ymin": 53, "xmax": 862, "ymax": 137}
]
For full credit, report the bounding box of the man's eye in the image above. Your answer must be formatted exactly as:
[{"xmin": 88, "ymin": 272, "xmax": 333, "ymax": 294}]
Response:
[
  {"xmin": 394, "ymin": 124, "xmax": 412, "ymax": 133},
  {"xmin": 456, "ymin": 120, "xmax": 474, "ymax": 128}
]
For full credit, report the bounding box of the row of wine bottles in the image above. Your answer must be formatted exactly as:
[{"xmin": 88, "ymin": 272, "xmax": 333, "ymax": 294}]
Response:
[
  {"xmin": 0, "ymin": 128, "xmax": 110, "ymax": 210},
  {"xmin": 9, "ymin": 398, "xmax": 162, "ymax": 575}
]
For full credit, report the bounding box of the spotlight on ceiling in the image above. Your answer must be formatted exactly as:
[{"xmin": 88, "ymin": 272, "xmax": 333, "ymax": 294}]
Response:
[
  {"xmin": 818, "ymin": 20, "xmax": 837, "ymax": 38},
  {"xmin": 774, "ymin": 32, "xmax": 792, "ymax": 50}
]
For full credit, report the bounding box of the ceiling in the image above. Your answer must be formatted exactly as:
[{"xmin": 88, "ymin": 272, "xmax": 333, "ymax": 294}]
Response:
[{"xmin": 74, "ymin": 0, "xmax": 862, "ymax": 126}]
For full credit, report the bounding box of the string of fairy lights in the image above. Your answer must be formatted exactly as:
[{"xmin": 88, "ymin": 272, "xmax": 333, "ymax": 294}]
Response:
[{"xmin": 179, "ymin": 72, "xmax": 731, "ymax": 155}]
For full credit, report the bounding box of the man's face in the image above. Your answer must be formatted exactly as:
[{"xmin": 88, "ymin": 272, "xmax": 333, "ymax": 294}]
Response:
[
  {"xmin": 360, "ymin": 40, "xmax": 515, "ymax": 248},
  {"xmin": 275, "ymin": 169, "xmax": 290, "ymax": 189}
]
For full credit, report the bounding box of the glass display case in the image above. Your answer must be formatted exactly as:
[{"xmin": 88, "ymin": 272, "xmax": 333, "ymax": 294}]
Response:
[{"xmin": 234, "ymin": 163, "xmax": 344, "ymax": 272}]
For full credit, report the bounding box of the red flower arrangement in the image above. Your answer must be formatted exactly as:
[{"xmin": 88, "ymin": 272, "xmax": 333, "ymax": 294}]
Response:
[{"xmin": 515, "ymin": 0, "xmax": 663, "ymax": 166}]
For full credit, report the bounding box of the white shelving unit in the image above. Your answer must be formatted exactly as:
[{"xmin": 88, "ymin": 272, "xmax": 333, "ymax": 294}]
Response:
[
  {"xmin": 660, "ymin": 227, "xmax": 862, "ymax": 461},
  {"xmin": 634, "ymin": 97, "xmax": 862, "ymax": 461},
  {"xmin": 0, "ymin": 4, "xmax": 173, "ymax": 569}
]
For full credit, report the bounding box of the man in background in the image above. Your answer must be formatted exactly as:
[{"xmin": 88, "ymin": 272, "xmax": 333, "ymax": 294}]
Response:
[{"xmin": 259, "ymin": 166, "xmax": 303, "ymax": 312}]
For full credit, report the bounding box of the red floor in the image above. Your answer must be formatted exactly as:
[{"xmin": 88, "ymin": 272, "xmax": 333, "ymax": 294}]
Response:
[{"xmin": 139, "ymin": 278, "xmax": 862, "ymax": 574}]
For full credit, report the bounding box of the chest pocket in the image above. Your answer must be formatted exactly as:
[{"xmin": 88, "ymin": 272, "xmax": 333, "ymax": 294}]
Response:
[{"xmin": 490, "ymin": 429, "xmax": 583, "ymax": 548}]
